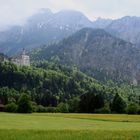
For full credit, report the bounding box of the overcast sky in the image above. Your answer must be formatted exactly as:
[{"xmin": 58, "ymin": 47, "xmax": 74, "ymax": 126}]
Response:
[{"xmin": 0, "ymin": 0, "xmax": 140, "ymax": 30}]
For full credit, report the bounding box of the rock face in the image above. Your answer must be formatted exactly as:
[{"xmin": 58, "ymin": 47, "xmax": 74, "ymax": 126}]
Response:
[
  {"xmin": 106, "ymin": 16, "xmax": 140, "ymax": 48},
  {"xmin": 31, "ymin": 28, "xmax": 140, "ymax": 84},
  {"xmin": 0, "ymin": 9, "xmax": 93, "ymax": 55}
]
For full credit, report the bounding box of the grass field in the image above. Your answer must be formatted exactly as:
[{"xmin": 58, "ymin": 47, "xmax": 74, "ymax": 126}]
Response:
[{"xmin": 0, "ymin": 113, "xmax": 140, "ymax": 140}]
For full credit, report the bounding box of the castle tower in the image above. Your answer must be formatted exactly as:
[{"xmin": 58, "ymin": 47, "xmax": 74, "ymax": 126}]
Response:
[{"xmin": 20, "ymin": 49, "xmax": 30, "ymax": 66}]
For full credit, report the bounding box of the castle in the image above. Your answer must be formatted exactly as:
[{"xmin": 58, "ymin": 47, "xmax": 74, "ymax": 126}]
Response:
[{"xmin": 11, "ymin": 49, "xmax": 30, "ymax": 66}]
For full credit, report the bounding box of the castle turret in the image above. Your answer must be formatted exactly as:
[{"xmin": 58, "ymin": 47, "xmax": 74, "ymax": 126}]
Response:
[
  {"xmin": 11, "ymin": 49, "xmax": 30, "ymax": 66},
  {"xmin": 20, "ymin": 49, "xmax": 30, "ymax": 66}
]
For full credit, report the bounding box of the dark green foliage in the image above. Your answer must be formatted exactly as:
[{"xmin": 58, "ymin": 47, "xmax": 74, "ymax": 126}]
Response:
[
  {"xmin": 4, "ymin": 102, "xmax": 18, "ymax": 113},
  {"xmin": 111, "ymin": 93, "xmax": 127, "ymax": 113},
  {"xmin": 31, "ymin": 101, "xmax": 37, "ymax": 112},
  {"xmin": 79, "ymin": 91, "xmax": 105, "ymax": 113},
  {"xmin": 0, "ymin": 87, "xmax": 19, "ymax": 105},
  {"xmin": 41, "ymin": 93, "xmax": 58, "ymax": 107},
  {"xmin": 0, "ymin": 62, "xmax": 103, "ymax": 107},
  {"xmin": 17, "ymin": 93, "xmax": 32, "ymax": 113},
  {"xmin": 57, "ymin": 103, "xmax": 69, "ymax": 113},
  {"xmin": 46, "ymin": 107, "xmax": 57, "ymax": 113},
  {"xmin": 36, "ymin": 105, "xmax": 47, "ymax": 113},
  {"xmin": 95, "ymin": 106, "xmax": 111, "ymax": 114},
  {"xmin": 0, "ymin": 61, "xmax": 139, "ymax": 114},
  {"xmin": 127, "ymin": 103, "xmax": 140, "ymax": 114},
  {"xmin": 68, "ymin": 97, "xmax": 80, "ymax": 113},
  {"xmin": 36, "ymin": 105, "xmax": 57, "ymax": 113}
]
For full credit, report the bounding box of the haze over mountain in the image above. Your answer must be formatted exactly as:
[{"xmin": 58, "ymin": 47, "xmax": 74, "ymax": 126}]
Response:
[
  {"xmin": 1, "ymin": 8, "xmax": 140, "ymax": 56},
  {"xmin": 92, "ymin": 18, "xmax": 112, "ymax": 29},
  {"xmin": 31, "ymin": 28, "xmax": 140, "ymax": 85},
  {"xmin": 106, "ymin": 16, "xmax": 140, "ymax": 48},
  {"xmin": 0, "ymin": 9, "xmax": 93, "ymax": 55}
]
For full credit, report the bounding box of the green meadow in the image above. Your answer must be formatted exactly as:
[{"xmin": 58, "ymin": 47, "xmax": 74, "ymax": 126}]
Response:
[{"xmin": 0, "ymin": 113, "xmax": 140, "ymax": 140}]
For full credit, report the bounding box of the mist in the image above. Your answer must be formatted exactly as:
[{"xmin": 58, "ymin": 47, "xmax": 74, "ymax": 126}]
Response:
[{"xmin": 0, "ymin": 0, "xmax": 140, "ymax": 31}]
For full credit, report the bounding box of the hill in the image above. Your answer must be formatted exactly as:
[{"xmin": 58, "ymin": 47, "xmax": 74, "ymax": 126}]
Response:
[
  {"xmin": 31, "ymin": 28, "xmax": 140, "ymax": 85},
  {"xmin": 0, "ymin": 61, "xmax": 105, "ymax": 106}
]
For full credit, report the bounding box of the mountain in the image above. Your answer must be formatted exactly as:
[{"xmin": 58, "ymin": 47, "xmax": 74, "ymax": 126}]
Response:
[
  {"xmin": 1, "ymin": 8, "xmax": 140, "ymax": 56},
  {"xmin": 92, "ymin": 18, "xmax": 112, "ymax": 29},
  {"xmin": 31, "ymin": 28, "xmax": 140, "ymax": 85},
  {"xmin": 106, "ymin": 16, "xmax": 140, "ymax": 47},
  {"xmin": 0, "ymin": 9, "xmax": 93, "ymax": 55}
]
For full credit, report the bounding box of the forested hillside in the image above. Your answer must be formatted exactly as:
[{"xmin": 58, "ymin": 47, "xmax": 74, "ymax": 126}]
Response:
[
  {"xmin": 30, "ymin": 28, "xmax": 140, "ymax": 85},
  {"xmin": 0, "ymin": 58, "xmax": 140, "ymax": 114},
  {"xmin": 0, "ymin": 61, "xmax": 102, "ymax": 105}
]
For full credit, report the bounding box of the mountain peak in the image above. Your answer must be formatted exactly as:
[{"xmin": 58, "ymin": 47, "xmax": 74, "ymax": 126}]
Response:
[{"xmin": 27, "ymin": 8, "xmax": 53, "ymax": 24}]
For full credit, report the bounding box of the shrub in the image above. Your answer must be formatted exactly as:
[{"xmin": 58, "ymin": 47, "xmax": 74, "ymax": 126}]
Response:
[
  {"xmin": 127, "ymin": 103, "xmax": 140, "ymax": 114},
  {"xmin": 46, "ymin": 107, "xmax": 57, "ymax": 113},
  {"xmin": 31, "ymin": 101, "xmax": 37, "ymax": 112},
  {"xmin": 111, "ymin": 93, "xmax": 127, "ymax": 113},
  {"xmin": 95, "ymin": 106, "xmax": 111, "ymax": 114},
  {"xmin": 17, "ymin": 93, "xmax": 32, "ymax": 113},
  {"xmin": 68, "ymin": 97, "xmax": 80, "ymax": 113},
  {"xmin": 36, "ymin": 106, "xmax": 57, "ymax": 113},
  {"xmin": 4, "ymin": 102, "xmax": 18, "ymax": 113},
  {"xmin": 36, "ymin": 105, "xmax": 46, "ymax": 112},
  {"xmin": 57, "ymin": 103, "xmax": 69, "ymax": 113}
]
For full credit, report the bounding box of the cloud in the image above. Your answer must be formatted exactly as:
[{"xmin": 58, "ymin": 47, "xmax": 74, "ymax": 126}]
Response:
[{"xmin": 0, "ymin": 0, "xmax": 140, "ymax": 30}]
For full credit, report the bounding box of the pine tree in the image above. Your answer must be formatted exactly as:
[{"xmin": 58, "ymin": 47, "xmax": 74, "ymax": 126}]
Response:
[
  {"xmin": 17, "ymin": 93, "xmax": 32, "ymax": 113},
  {"xmin": 111, "ymin": 93, "xmax": 126, "ymax": 113}
]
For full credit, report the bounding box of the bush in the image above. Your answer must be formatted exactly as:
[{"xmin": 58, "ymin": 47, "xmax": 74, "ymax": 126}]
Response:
[
  {"xmin": 4, "ymin": 103, "xmax": 18, "ymax": 113},
  {"xmin": 46, "ymin": 107, "xmax": 57, "ymax": 113},
  {"xmin": 111, "ymin": 93, "xmax": 127, "ymax": 113},
  {"xmin": 127, "ymin": 103, "xmax": 140, "ymax": 114},
  {"xmin": 31, "ymin": 101, "xmax": 37, "ymax": 112},
  {"xmin": 36, "ymin": 106, "xmax": 58, "ymax": 113},
  {"xmin": 57, "ymin": 103, "xmax": 69, "ymax": 113},
  {"xmin": 95, "ymin": 106, "xmax": 111, "ymax": 114},
  {"xmin": 17, "ymin": 93, "xmax": 32, "ymax": 113},
  {"xmin": 36, "ymin": 105, "xmax": 46, "ymax": 112},
  {"xmin": 68, "ymin": 97, "xmax": 80, "ymax": 113}
]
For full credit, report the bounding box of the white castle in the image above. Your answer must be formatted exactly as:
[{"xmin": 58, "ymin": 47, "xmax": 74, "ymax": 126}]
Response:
[{"xmin": 11, "ymin": 49, "xmax": 30, "ymax": 66}]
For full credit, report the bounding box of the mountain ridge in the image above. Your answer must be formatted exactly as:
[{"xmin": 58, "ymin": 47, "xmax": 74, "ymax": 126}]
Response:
[
  {"xmin": 1, "ymin": 9, "xmax": 140, "ymax": 55},
  {"xmin": 31, "ymin": 28, "xmax": 140, "ymax": 85},
  {"xmin": 0, "ymin": 9, "xmax": 93, "ymax": 55}
]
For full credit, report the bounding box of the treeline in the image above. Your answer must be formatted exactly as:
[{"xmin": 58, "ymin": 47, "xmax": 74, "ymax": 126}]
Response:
[
  {"xmin": 4, "ymin": 92, "xmax": 140, "ymax": 114},
  {"xmin": 0, "ymin": 61, "xmax": 140, "ymax": 114}
]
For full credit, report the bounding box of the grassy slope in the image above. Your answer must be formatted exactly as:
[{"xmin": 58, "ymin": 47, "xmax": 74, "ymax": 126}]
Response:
[{"xmin": 0, "ymin": 113, "xmax": 140, "ymax": 140}]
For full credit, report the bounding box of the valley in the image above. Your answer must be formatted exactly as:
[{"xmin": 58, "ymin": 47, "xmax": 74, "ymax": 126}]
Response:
[{"xmin": 0, "ymin": 3, "xmax": 140, "ymax": 140}]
